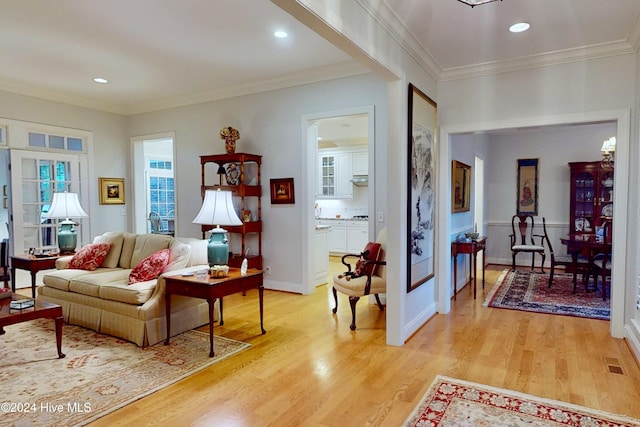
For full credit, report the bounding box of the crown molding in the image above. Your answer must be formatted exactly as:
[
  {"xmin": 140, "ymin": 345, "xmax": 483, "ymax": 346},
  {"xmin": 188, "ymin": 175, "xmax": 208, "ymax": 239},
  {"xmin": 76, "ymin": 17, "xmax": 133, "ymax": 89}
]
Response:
[
  {"xmin": 439, "ymin": 40, "xmax": 637, "ymax": 81},
  {"xmin": 355, "ymin": 0, "xmax": 442, "ymax": 81},
  {"xmin": 0, "ymin": 79, "xmax": 126, "ymax": 115}
]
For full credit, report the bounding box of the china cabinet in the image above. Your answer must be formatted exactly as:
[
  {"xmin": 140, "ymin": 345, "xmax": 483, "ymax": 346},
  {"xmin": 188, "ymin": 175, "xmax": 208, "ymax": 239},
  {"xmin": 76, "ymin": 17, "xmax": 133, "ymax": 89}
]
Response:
[
  {"xmin": 568, "ymin": 161, "xmax": 613, "ymax": 234},
  {"xmin": 200, "ymin": 153, "xmax": 262, "ymax": 269}
]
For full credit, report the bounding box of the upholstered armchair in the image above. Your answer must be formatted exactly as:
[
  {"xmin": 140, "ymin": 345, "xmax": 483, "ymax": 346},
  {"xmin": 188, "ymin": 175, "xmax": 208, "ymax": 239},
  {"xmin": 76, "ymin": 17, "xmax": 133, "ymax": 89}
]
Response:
[{"xmin": 332, "ymin": 228, "xmax": 386, "ymax": 331}]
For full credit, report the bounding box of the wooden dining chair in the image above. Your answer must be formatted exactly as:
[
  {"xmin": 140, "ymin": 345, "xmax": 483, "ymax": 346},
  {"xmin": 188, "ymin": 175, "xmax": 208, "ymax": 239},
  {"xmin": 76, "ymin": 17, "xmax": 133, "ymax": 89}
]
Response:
[
  {"xmin": 592, "ymin": 221, "xmax": 613, "ymax": 300},
  {"xmin": 510, "ymin": 215, "xmax": 549, "ymax": 274}
]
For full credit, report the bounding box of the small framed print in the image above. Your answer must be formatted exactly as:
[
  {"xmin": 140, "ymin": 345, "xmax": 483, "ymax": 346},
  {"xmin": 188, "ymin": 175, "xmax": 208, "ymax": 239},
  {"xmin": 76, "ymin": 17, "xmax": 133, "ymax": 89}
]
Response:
[
  {"xmin": 99, "ymin": 177, "xmax": 125, "ymax": 205},
  {"xmin": 452, "ymin": 160, "xmax": 471, "ymax": 213},
  {"xmin": 270, "ymin": 178, "xmax": 295, "ymax": 204}
]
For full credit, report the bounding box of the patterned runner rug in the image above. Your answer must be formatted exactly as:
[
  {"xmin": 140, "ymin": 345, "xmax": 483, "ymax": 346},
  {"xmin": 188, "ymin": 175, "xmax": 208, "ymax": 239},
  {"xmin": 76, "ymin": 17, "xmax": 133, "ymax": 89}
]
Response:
[
  {"xmin": 483, "ymin": 269, "xmax": 610, "ymax": 320},
  {"xmin": 1, "ymin": 318, "xmax": 250, "ymax": 427},
  {"xmin": 404, "ymin": 376, "xmax": 640, "ymax": 426}
]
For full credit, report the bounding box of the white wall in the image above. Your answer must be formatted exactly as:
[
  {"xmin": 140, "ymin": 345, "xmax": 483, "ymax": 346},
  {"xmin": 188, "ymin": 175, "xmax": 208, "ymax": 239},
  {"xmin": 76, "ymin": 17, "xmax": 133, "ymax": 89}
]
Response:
[
  {"xmin": 129, "ymin": 73, "xmax": 388, "ymax": 293},
  {"xmin": 0, "ymin": 91, "xmax": 129, "ymax": 241}
]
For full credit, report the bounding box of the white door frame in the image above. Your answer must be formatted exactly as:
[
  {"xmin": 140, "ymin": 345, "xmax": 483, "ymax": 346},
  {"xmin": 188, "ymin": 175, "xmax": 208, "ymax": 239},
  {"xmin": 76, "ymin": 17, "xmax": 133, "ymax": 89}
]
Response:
[
  {"xmin": 301, "ymin": 106, "xmax": 375, "ymax": 295},
  {"xmin": 439, "ymin": 109, "xmax": 630, "ymax": 338}
]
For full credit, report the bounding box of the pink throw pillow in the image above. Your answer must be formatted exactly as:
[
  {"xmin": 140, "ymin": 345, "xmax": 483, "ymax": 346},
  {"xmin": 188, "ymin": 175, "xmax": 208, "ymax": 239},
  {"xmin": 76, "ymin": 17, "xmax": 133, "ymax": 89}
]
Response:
[
  {"xmin": 129, "ymin": 249, "xmax": 171, "ymax": 284},
  {"xmin": 68, "ymin": 243, "xmax": 112, "ymax": 271}
]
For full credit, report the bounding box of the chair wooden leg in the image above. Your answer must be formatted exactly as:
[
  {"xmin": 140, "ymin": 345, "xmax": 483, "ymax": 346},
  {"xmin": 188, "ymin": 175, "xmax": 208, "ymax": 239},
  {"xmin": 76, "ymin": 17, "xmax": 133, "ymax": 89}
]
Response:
[
  {"xmin": 531, "ymin": 253, "xmax": 535, "ymax": 271},
  {"xmin": 548, "ymin": 261, "xmax": 554, "ymax": 288},
  {"xmin": 374, "ymin": 294, "xmax": 384, "ymax": 311},
  {"xmin": 331, "ymin": 286, "xmax": 338, "ymax": 314},
  {"xmin": 512, "ymin": 254, "xmax": 516, "ymax": 271},
  {"xmin": 348, "ymin": 296, "xmax": 360, "ymax": 331},
  {"xmin": 539, "ymin": 253, "xmax": 546, "ymax": 274}
]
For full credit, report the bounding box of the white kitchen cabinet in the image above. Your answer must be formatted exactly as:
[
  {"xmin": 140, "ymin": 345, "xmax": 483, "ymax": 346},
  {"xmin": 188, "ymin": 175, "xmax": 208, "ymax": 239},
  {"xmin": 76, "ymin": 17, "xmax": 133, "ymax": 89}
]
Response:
[
  {"xmin": 346, "ymin": 221, "xmax": 369, "ymax": 253},
  {"xmin": 317, "ymin": 150, "xmax": 353, "ymax": 199},
  {"xmin": 328, "ymin": 221, "xmax": 347, "ymax": 253},
  {"xmin": 318, "ymin": 154, "xmax": 336, "ymax": 198},
  {"xmin": 335, "ymin": 153, "xmax": 353, "ymax": 198},
  {"xmin": 352, "ymin": 151, "xmax": 368, "ymax": 175},
  {"xmin": 314, "ymin": 226, "xmax": 330, "ymax": 285}
]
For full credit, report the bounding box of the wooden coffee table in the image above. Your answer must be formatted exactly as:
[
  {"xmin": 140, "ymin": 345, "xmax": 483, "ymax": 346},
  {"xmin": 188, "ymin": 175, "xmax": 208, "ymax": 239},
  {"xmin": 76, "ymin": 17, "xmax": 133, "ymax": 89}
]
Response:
[{"xmin": 0, "ymin": 297, "xmax": 65, "ymax": 358}]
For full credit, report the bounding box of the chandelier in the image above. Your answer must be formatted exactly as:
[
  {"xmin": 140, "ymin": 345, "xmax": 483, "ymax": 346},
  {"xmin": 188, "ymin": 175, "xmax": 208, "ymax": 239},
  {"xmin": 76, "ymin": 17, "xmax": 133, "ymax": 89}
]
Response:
[
  {"xmin": 457, "ymin": 0, "xmax": 502, "ymax": 7},
  {"xmin": 601, "ymin": 136, "xmax": 616, "ymax": 169}
]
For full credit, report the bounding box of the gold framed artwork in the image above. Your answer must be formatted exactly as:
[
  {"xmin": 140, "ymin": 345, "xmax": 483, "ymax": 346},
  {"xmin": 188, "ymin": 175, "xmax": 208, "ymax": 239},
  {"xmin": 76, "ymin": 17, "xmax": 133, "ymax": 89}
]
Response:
[
  {"xmin": 516, "ymin": 159, "xmax": 539, "ymax": 215},
  {"xmin": 452, "ymin": 160, "xmax": 471, "ymax": 213},
  {"xmin": 407, "ymin": 83, "xmax": 437, "ymax": 293},
  {"xmin": 99, "ymin": 177, "xmax": 125, "ymax": 205}
]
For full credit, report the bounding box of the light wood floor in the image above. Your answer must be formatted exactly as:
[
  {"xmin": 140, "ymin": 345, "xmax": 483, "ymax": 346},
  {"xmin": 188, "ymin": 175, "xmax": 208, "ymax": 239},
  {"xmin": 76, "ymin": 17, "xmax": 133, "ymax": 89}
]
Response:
[{"xmin": 22, "ymin": 263, "xmax": 640, "ymax": 426}]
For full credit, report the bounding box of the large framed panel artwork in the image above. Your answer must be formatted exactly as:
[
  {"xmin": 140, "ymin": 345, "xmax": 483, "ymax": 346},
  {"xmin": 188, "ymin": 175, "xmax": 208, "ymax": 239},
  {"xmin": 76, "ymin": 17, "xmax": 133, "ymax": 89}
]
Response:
[
  {"xmin": 407, "ymin": 83, "xmax": 437, "ymax": 293},
  {"xmin": 516, "ymin": 158, "xmax": 539, "ymax": 215}
]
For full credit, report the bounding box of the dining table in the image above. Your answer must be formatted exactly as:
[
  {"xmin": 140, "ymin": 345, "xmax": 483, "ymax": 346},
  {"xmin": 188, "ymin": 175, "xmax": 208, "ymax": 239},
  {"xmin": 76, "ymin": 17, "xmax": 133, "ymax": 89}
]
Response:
[{"xmin": 559, "ymin": 234, "xmax": 611, "ymax": 293}]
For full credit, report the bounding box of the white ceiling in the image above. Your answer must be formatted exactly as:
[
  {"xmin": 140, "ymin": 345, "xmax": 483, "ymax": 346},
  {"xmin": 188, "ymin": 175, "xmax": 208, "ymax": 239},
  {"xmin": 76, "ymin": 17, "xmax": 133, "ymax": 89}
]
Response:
[{"xmin": 1, "ymin": 0, "xmax": 639, "ymax": 115}]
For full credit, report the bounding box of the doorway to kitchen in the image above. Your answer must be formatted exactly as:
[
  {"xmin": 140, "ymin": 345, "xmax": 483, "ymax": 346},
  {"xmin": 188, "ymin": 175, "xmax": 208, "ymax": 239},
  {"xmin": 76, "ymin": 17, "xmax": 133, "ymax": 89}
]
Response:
[{"xmin": 302, "ymin": 106, "xmax": 375, "ymax": 295}]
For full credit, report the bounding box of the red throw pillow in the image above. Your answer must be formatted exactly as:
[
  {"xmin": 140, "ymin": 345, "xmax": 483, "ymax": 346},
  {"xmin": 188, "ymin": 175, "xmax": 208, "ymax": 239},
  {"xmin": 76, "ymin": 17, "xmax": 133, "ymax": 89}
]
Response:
[
  {"xmin": 354, "ymin": 242, "xmax": 382, "ymax": 277},
  {"xmin": 129, "ymin": 249, "xmax": 171, "ymax": 284},
  {"xmin": 68, "ymin": 243, "xmax": 112, "ymax": 271}
]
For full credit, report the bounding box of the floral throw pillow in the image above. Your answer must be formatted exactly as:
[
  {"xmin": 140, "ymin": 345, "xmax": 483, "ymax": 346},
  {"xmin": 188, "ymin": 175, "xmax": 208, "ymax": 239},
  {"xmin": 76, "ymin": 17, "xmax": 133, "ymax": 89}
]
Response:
[
  {"xmin": 129, "ymin": 249, "xmax": 171, "ymax": 284},
  {"xmin": 68, "ymin": 243, "xmax": 112, "ymax": 271}
]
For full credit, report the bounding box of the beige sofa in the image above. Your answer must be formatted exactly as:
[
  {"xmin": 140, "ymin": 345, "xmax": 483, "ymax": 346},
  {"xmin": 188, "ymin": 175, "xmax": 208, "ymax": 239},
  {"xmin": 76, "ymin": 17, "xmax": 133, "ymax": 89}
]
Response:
[{"xmin": 38, "ymin": 232, "xmax": 212, "ymax": 346}]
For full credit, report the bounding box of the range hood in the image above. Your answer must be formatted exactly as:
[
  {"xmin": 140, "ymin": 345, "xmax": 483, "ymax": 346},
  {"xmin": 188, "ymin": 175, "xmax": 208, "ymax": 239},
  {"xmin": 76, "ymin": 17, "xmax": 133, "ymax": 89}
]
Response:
[{"xmin": 350, "ymin": 175, "xmax": 368, "ymax": 186}]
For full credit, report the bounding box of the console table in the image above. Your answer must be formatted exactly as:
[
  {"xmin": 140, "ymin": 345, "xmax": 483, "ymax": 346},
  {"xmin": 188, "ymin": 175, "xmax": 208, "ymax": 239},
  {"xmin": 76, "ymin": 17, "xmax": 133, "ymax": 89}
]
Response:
[
  {"xmin": 10, "ymin": 254, "xmax": 61, "ymax": 298},
  {"xmin": 164, "ymin": 268, "xmax": 265, "ymax": 357},
  {"xmin": 451, "ymin": 237, "xmax": 486, "ymax": 300}
]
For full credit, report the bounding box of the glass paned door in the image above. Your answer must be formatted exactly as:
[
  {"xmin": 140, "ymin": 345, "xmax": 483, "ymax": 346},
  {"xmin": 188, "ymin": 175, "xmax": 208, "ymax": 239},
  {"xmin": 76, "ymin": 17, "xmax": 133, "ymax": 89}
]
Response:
[{"xmin": 10, "ymin": 150, "xmax": 88, "ymax": 254}]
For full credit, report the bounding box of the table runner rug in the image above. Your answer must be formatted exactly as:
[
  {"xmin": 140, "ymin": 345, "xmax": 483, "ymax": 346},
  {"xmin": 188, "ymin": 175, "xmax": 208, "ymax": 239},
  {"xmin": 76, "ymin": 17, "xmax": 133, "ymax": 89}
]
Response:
[
  {"xmin": 1, "ymin": 318, "xmax": 250, "ymax": 427},
  {"xmin": 404, "ymin": 375, "xmax": 640, "ymax": 426},
  {"xmin": 483, "ymin": 269, "xmax": 610, "ymax": 320}
]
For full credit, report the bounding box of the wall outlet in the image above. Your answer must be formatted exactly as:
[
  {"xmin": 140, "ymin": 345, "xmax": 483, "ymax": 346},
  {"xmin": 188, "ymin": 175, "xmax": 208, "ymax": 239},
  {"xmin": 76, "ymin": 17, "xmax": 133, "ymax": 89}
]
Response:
[
  {"xmin": 265, "ymin": 266, "xmax": 271, "ymax": 275},
  {"xmin": 377, "ymin": 211, "xmax": 384, "ymax": 222}
]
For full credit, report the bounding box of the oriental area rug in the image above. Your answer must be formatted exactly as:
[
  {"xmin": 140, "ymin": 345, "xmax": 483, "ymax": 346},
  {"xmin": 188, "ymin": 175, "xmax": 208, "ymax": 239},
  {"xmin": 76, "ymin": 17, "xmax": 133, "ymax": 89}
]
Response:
[
  {"xmin": 1, "ymin": 318, "xmax": 250, "ymax": 427},
  {"xmin": 403, "ymin": 376, "xmax": 640, "ymax": 426},
  {"xmin": 483, "ymin": 269, "xmax": 610, "ymax": 320}
]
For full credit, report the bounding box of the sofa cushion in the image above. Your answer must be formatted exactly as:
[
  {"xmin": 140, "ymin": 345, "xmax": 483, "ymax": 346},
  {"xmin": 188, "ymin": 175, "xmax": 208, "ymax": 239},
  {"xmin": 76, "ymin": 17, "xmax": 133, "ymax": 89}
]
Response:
[
  {"xmin": 188, "ymin": 239, "xmax": 209, "ymax": 266},
  {"xmin": 118, "ymin": 232, "xmax": 140, "ymax": 269},
  {"xmin": 93, "ymin": 232, "xmax": 125, "ymax": 268},
  {"xmin": 129, "ymin": 249, "xmax": 170, "ymax": 284},
  {"xmin": 130, "ymin": 234, "xmax": 173, "ymax": 267},
  {"xmin": 68, "ymin": 269, "xmax": 132, "ymax": 297},
  {"xmin": 43, "ymin": 268, "xmax": 112, "ymax": 292},
  {"xmin": 68, "ymin": 243, "xmax": 112, "ymax": 271},
  {"xmin": 165, "ymin": 240, "xmax": 191, "ymax": 272},
  {"xmin": 98, "ymin": 280, "xmax": 157, "ymax": 305}
]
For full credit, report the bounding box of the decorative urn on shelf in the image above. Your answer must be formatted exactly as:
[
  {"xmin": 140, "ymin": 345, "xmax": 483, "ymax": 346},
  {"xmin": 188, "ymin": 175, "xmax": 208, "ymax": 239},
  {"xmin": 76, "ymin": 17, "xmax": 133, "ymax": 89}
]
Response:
[{"xmin": 220, "ymin": 126, "xmax": 240, "ymax": 154}]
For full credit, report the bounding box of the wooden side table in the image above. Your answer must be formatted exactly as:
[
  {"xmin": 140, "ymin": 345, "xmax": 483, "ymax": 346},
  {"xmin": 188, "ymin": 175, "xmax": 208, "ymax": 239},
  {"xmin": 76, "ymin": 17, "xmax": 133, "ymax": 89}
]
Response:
[
  {"xmin": 164, "ymin": 268, "xmax": 265, "ymax": 357},
  {"xmin": 451, "ymin": 237, "xmax": 486, "ymax": 300},
  {"xmin": 10, "ymin": 255, "xmax": 61, "ymax": 298}
]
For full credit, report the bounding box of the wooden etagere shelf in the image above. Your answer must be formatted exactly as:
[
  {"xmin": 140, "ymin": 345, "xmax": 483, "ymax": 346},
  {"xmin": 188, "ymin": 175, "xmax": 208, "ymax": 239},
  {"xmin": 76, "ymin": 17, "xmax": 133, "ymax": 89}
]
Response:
[{"xmin": 200, "ymin": 153, "xmax": 263, "ymax": 269}]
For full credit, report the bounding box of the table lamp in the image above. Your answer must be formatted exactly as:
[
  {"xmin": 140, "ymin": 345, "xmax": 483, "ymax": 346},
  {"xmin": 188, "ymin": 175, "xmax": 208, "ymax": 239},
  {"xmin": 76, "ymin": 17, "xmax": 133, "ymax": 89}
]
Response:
[
  {"xmin": 192, "ymin": 188, "xmax": 242, "ymax": 267},
  {"xmin": 45, "ymin": 192, "xmax": 88, "ymax": 253}
]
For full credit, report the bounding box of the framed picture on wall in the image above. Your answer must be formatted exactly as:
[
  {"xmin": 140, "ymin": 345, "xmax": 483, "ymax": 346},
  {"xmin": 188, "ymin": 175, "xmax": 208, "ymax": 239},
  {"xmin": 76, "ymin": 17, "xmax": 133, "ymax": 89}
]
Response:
[
  {"xmin": 407, "ymin": 83, "xmax": 437, "ymax": 293},
  {"xmin": 516, "ymin": 158, "xmax": 539, "ymax": 215},
  {"xmin": 99, "ymin": 177, "xmax": 125, "ymax": 205},
  {"xmin": 452, "ymin": 160, "xmax": 471, "ymax": 213},
  {"xmin": 270, "ymin": 178, "xmax": 295, "ymax": 204}
]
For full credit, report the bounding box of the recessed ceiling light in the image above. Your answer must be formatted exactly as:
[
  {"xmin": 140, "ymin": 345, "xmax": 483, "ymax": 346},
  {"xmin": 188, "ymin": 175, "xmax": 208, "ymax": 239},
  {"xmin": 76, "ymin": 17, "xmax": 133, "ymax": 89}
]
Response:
[
  {"xmin": 509, "ymin": 22, "xmax": 530, "ymax": 33},
  {"xmin": 93, "ymin": 77, "xmax": 109, "ymax": 84},
  {"xmin": 274, "ymin": 30, "xmax": 288, "ymax": 38}
]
